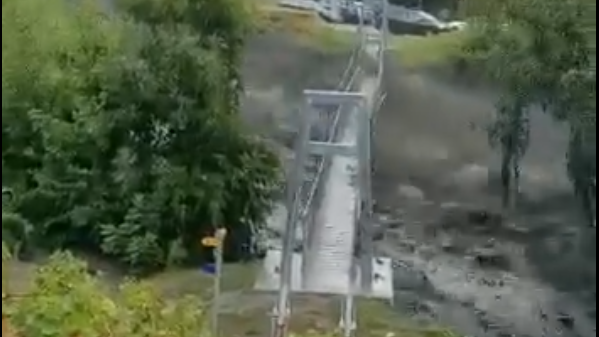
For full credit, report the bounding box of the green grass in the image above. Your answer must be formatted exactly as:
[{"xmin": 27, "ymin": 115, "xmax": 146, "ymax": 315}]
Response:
[
  {"xmin": 6, "ymin": 256, "xmax": 457, "ymax": 337},
  {"xmin": 144, "ymin": 262, "xmax": 456, "ymax": 337},
  {"xmin": 253, "ymin": 3, "xmax": 470, "ymax": 64},
  {"xmin": 253, "ymin": 4, "xmax": 354, "ymax": 52},
  {"xmin": 390, "ymin": 31, "xmax": 470, "ymax": 69},
  {"xmin": 147, "ymin": 263, "xmax": 258, "ymax": 299}
]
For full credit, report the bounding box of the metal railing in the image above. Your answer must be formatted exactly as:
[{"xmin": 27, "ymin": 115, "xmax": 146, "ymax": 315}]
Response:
[
  {"xmin": 263, "ymin": 2, "xmax": 390, "ymax": 336},
  {"xmin": 298, "ymin": 40, "xmax": 363, "ymax": 222}
]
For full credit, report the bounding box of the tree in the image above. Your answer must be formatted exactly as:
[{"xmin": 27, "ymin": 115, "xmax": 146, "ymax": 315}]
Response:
[
  {"xmin": 2, "ymin": 0, "xmax": 280, "ymax": 272},
  {"xmin": 463, "ymin": 0, "xmax": 596, "ymax": 225}
]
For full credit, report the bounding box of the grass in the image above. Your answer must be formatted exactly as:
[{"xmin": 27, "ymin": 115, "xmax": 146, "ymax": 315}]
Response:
[
  {"xmin": 147, "ymin": 262, "xmax": 258, "ymax": 299},
  {"xmin": 390, "ymin": 31, "xmax": 470, "ymax": 69},
  {"xmin": 252, "ymin": 4, "xmax": 355, "ymax": 52},
  {"xmin": 146, "ymin": 262, "xmax": 455, "ymax": 337},
  {"xmin": 6, "ymin": 257, "xmax": 456, "ymax": 337},
  {"xmin": 251, "ymin": 2, "xmax": 470, "ymax": 67},
  {"xmin": 248, "ymin": 0, "xmax": 470, "ymax": 68}
]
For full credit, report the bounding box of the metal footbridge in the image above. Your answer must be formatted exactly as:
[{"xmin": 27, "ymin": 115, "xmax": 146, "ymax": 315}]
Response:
[{"xmin": 254, "ymin": 2, "xmax": 391, "ymax": 336}]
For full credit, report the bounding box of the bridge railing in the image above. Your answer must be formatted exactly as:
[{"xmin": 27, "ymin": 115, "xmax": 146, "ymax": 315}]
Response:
[{"xmin": 297, "ymin": 34, "xmax": 363, "ymax": 249}]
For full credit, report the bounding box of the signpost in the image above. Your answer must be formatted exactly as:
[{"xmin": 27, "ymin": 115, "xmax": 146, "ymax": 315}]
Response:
[{"xmin": 201, "ymin": 228, "xmax": 227, "ymax": 336}]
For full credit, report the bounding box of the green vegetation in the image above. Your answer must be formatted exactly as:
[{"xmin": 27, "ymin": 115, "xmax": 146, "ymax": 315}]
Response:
[
  {"xmin": 3, "ymin": 246, "xmax": 461, "ymax": 336},
  {"xmin": 255, "ymin": 5, "xmax": 354, "ymax": 51},
  {"xmin": 464, "ymin": 0, "xmax": 596, "ymax": 222},
  {"xmin": 391, "ymin": 31, "xmax": 470, "ymax": 69},
  {"xmin": 4, "ymin": 245, "xmax": 208, "ymax": 336},
  {"xmin": 2, "ymin": 0, "xmax": 280, "ymax": 273}
]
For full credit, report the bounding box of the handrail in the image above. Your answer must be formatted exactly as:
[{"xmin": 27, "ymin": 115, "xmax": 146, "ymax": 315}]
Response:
[{"xmin": 298, "ymin": 37, "xmax": 363, "ymax": 220}]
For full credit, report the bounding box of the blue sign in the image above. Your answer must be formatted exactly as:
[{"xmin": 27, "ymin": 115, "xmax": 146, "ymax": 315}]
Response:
[{"xmin": 200, "ymin": 263, "xmax": 216, "ymax": 275}]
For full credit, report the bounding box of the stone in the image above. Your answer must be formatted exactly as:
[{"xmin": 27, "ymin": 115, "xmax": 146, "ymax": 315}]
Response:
[
  {"xmin": 557, "ymin": 312, "xmax": 575, "ymax": 329},
  {"xmin": 396, "ymin": 185, "xmax": 425, "ymax": 201},
  {"xmin": 441, "ymin": 237, "xmax": 460, "ymax": 253},
  {"xmin": 440, "ymin": 201, "xmax": 461, "ymax": 210},
  {"xmin": 472, "ymin": 247, "xmax": 511, "ymax": 270},
  {"xmin": 587, "ymin": 307, "xmax": 596, "ymax": 319},
  {"xmin": 505, "ymin": 222, "xmax": 532, "ymax": 235},
  {"xmin": 393, "ymin": 261, "xmax": 432, "ymax": 291},
  {"xmin": 398, "ymin": 239, "xmax": 417, "ymax": 253},
  {"xmin": 372, "ymin": 227, "xmax": 385, "ymax": 241},
  {"xmin": 449, "ymin": 164, "xmax": 489, "ymax": 190},
  {"xmin": 378, "ymin": 214, "xmax": 404, "ymax": 229},
  {"xmin": 386, "ymin": 219, "xmax": 404, "ymax": 229}
]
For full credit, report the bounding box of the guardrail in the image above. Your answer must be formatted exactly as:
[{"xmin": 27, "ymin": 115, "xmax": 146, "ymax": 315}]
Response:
[{"xmin": 297, "ymin": 36, "xmax": 364, "ymax": 235}]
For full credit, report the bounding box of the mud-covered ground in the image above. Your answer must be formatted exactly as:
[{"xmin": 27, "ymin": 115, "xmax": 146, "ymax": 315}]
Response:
[
  {"xmin": 371, "ymin": 55, "xmax": 595, "ymax": 337},
  {"xmin": 240, "ymin": 32, "xmax": 355, "ymax": 145}
]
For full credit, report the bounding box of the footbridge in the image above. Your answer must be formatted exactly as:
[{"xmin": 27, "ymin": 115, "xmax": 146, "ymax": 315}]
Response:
[{"xmin": 254, "ymin": 2, "xmax": 392, "ymax": 336}]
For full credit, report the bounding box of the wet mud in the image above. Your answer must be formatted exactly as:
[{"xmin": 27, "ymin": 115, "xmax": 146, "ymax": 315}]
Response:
[
  {"xmin": 373, "ymin": 54, "xmax": 595, "ymax": 337},
  {"xmin": 240, "ymin": 32, "xmax": 595, "ymax": 337}
]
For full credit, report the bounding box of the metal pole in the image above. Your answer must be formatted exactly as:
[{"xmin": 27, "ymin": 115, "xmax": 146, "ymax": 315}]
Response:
[
  {"xmin": 340, "ymin": 292, "xmax": 356, "ymax": 337},
  {"xmin": 357, "ymin": 3, "xmax": 364, "ymax": 44},
  {"xmin": 341, "ymin": 232, "xmax": 359, "ymax": 337},
  {"xmin": 211, "ymin": 228, "xmax": 227, "ymax": 336},
  {"xmin": 382, "ymin": 0, "xmax": 389, "ymax": 52}
]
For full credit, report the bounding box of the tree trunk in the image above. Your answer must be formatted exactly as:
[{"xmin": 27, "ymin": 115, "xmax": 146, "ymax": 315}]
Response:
[
  {"xmin": 510, "ymin": 157, "xmax": 520, "ymax": 212},
  {"xmin": 500, "ymin": 152, "xmax": 512, "ymax": 209}
]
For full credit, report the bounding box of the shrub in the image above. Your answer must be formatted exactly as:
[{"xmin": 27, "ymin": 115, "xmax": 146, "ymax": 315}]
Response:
[
  {"xmin": 2, "ymin": 0, "xmax": 280, "ymax": 272},
  {"xmin": 2, "ymin": 244, "xmax": 210, "ymax": 337}
]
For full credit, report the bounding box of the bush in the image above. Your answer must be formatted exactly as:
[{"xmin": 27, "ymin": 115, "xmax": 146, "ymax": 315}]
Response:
[
  {"xmin": 2, "ymin": 244, "xmax": 210, "ymax": 337},
  {"xmin": 2, "ymin": 0, "xmax": 280, "ymax": 272},
  {"xmin": 2, "ymin": 246, "xmax": 337, "ymax": 337}
]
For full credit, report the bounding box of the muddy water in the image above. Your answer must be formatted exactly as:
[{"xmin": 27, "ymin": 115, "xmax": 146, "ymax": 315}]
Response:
[{"xmin": 373, "ymin": 56, "xmax": 595, "ymax": 337}]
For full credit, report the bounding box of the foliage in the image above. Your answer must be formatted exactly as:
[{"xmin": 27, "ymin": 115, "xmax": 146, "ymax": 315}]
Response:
[
  {"xmin": 0, "ymin": 249, "xmax": 294, "ymax": 337},
  {"xmin": 3, "ymin": 246, "xmax": 210, "ymax": 337},
  {"xmin": 462, "ymin": 0, "xmax": 596, "ymax": 223},
  {"xmin": 2, "ymin": 242, "xmax": 459, "ymax": 337},
  {"xmin": 2, "ymin": 0, "xmax": 280, "ymax": 272}
]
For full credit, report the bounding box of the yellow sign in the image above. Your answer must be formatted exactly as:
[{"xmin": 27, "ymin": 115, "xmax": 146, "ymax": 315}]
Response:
[
  {"xmin": 201, "ymin": 237, "xmax": 219, "ymax": 247},
  {"xmin": 201, "ymin": 228, "xmax": 227, "ymax": 247}
]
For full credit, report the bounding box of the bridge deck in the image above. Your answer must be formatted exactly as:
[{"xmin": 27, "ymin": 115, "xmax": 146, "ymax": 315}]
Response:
[
  {"xmin": 254, "ymin": 30, "xmax": 393, "ymax": 299},
  {"xmin": 301, "ymin": 106, "xmax": 358, "ymax": 294}
]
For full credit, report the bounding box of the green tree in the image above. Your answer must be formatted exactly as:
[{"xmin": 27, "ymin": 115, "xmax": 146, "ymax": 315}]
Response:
[
  {"xmin": 463, "ymin": 0, "xmax": 595, "ymax": 224},
  {"xmin": 2, "ymin": 0, "xmax": 280, "ymax": 272}
]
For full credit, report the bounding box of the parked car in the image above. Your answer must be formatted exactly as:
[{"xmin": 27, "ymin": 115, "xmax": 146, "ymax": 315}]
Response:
[{"xmin": 379, "ymin": 5, "xmax": 466, "ymax": 35}]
